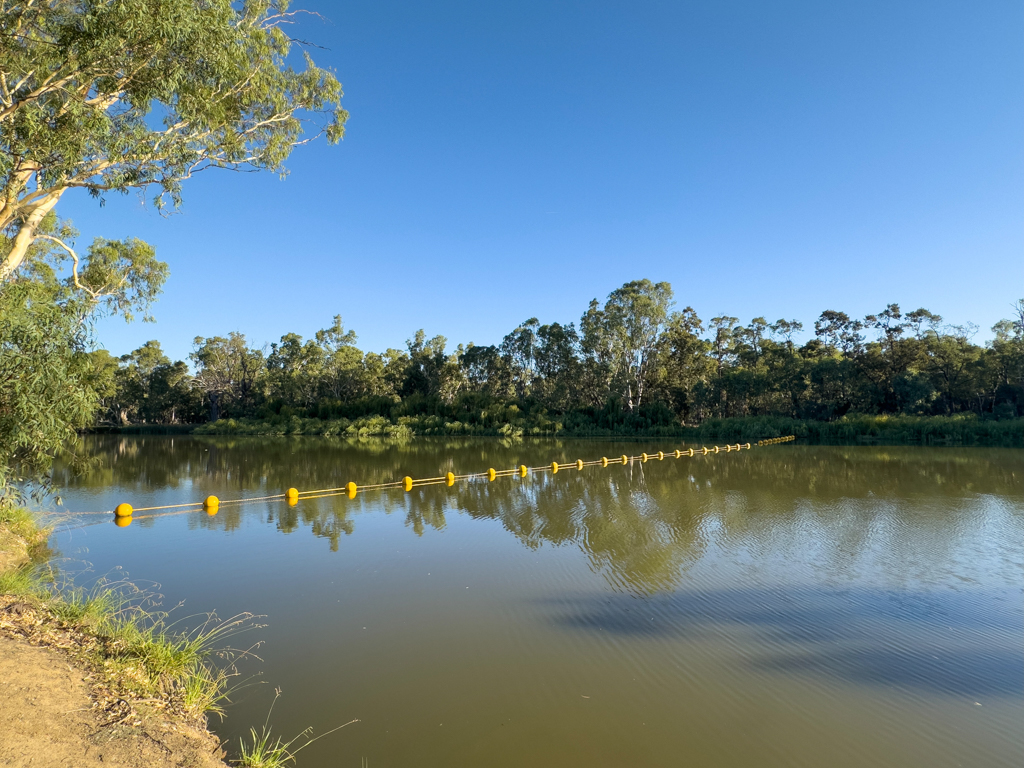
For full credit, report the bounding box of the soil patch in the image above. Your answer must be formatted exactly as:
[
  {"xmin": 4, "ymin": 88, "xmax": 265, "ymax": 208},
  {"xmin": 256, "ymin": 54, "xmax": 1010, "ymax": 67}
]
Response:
[
  {"xmin": 0, "ymin": 518, "xmax": 232, "ymax": 768},
  {"xmin": 0, "ymin": 632, "xmax": 229, "ymax": 768}
]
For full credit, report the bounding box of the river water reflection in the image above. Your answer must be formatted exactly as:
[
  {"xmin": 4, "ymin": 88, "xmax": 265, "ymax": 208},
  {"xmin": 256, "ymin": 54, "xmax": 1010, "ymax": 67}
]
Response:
[{"xmin": 50, "ymin": 437, "xmax": 1023, "ymax": 767}]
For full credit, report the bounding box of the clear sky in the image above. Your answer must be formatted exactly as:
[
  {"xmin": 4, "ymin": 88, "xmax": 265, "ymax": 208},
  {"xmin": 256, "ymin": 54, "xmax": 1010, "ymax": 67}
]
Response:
[{"xmin": 63, "ymin": 0, "xmax": 1022, "ymax": 362}]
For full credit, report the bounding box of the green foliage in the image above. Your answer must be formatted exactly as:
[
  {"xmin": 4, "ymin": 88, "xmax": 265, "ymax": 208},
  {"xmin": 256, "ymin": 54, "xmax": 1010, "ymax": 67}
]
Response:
[
  {"xmin": 1, "ymin": 0, "xmax": 346, "ymax": 277},
  {"xmin": 82, "ymin": 285, "xmax": 1024, "ymax": 441},
  {"xmin": 0, "ymin": 229, "xmax": 169, "ymax": 499},
  {"xmin": 194, "ymin": 414, "xmax": 415, "ymax": 438},
  {"xmin": 0, "ymin": 280, "xmax": 98, "ymax": 499}
]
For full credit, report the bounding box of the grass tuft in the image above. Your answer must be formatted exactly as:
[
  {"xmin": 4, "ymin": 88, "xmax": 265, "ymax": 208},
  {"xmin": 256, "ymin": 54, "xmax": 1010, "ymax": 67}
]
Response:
[
  {"xmin": 0, "ymin": 505, "xmax": 47, "ymax": 542},
  {"xmin": 236, "ymin": 689, "xmax": 359, "ymax": 768},
  {"xmin": 0, "ymin": 563, "xmax": 44, "ymax": 597},
  {"xmin": 0, "ymin": 557, "xmax": 262, "ymax": 721}
]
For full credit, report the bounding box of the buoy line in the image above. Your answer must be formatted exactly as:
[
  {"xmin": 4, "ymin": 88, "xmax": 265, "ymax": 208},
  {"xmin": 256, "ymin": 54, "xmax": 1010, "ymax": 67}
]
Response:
[{"xmin": 65, "ymin": 436, "xmax": 796, "ymax": 527}]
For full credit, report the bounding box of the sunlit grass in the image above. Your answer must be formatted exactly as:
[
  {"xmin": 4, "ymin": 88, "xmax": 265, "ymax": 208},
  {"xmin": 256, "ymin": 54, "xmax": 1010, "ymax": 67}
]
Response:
[
  {"xmin": 236, "ymin": 689, "xmax": 359, "ymax": 768},
  {"xmin": 0, "ymin": 563, "xmax": 43, "ymax": 597},
  {"xmin": 0, "ymin": 505, "xmax": 43, "ymax": 540},
  {"xmin": 0, "ymin": 558, "xmax": 260, "ymax": 720}
]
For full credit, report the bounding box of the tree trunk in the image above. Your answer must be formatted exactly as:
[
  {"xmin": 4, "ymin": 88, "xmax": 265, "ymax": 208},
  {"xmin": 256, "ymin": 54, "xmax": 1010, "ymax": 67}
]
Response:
[{"xmin": 0, "ymin": 192, "xmax": 62, "ymax": 281}]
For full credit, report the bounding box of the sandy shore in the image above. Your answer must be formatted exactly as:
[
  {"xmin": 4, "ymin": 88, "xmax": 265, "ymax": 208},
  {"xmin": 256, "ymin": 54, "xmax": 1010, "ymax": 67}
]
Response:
[{"xmin": 0, "ymin": 520, "xmax": 232, "ymax": 768}]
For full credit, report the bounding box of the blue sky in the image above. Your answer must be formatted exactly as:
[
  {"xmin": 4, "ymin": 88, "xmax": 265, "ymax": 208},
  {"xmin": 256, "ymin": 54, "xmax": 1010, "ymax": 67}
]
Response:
[{"xmin": 63, "ymin": 0, "xmax": 1022, "ymax": 362}]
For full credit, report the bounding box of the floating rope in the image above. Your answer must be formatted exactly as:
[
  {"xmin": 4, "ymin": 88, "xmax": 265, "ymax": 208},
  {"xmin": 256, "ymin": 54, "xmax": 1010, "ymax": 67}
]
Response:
[{"xmin": 81, "ymin": 436, "xmax": 794, "ymax": 526}]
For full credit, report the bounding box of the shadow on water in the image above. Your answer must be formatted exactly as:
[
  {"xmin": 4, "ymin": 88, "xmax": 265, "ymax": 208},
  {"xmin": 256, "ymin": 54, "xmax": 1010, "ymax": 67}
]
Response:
[{"xmin": 537, "ymin": 586, "xmax": 1024, "ymax": 697}]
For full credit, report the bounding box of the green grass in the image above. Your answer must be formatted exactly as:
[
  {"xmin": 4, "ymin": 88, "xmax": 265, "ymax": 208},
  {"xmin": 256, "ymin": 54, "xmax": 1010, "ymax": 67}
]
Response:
[
  {"xmin": 98, "ymin": 607, "xmax": 255, "ymax": 718},
  {"xmin": 0, "ymin": 504, "xmax": 51, "ymax": 547},
  {"xmin": 236, "ymin": 689, "xmax": 359, "ymax": 768},
  {"xmin": 0, "ymin": 555, "xmax": 258, "ymax": 720},
  {"xmin": 0, "ymin": 563, "xmax": 45, "ymax": 597}
]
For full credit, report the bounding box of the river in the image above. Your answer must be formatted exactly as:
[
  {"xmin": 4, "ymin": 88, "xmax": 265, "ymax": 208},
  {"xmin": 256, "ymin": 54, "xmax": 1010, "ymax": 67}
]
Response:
[{"xmin": 47, "ymin": 437, "xmax": 1023, "ymax": 767}]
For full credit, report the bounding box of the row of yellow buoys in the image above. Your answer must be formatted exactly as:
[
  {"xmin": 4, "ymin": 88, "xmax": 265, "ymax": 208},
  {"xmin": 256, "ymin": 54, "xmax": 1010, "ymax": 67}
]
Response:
[
  {"xmin": 110, "ymin": 437, "xmax": 795, "ymax": 526},
  {"xmin": 756, "ymin": 435, "xmax": 796, "ymax": 446}
]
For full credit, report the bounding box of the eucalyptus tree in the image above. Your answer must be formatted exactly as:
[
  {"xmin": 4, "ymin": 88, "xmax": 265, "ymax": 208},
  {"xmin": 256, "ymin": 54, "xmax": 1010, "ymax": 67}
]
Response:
[
  {"xmin": 500, "ymin": 318, "xmax": 540, "ymax": 398},
  {"xmin": 191, "ymin": 333, "xmax": 266, "ymax": 420},
  {"xmin": 0, "ymin": 0, "xmax": 346, "ymax": 279},
  {"xmin": 313, "ymin": 316, "xmax": 366, "ymax": 402},
  {"xmin": 661, "ymin": 307, "xmax": 712, "ymax": 422},
  {"xmin": 533, "ymin": 321, "xmax": 581, "ymax": 410},
  {"xmin": 406, "ymin": 331, "xmax": 465, "ymax": 403},
  {"xmin": 0, "ymin": 0, "xmax": 344, "ymax": 496},
  {"xmin": 266, "ymin": 332, "xmax": 325, "ymax": 408}
]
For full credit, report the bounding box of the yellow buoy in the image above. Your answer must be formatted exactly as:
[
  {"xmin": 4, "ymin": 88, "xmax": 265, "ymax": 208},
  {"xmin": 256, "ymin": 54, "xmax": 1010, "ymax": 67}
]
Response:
[
  {"xmin": 621, "ymin": 455, "xmax": 628, "ymax": 465},
  {"xmin": 658, "ymin": 451, "xmax": 664, "ymax": 460},
  {"xmin": 551, "ymin": 462, "xmax": 559, "ymax": 474},
  {"xmin": 641, "ymin": 453, "xmax": 649, "ymax": 462},
  {"xmin": 688, "ymin": 448, "xmax": 695, "ymax": 457},
  {"xmin": 702, "ymin": 447, "xmax": 709, "ymax": 455},
  {"xmin": 346, "ymin": 482, "xmax": 358, "ymax": 499},
  {"xmin": 488, "ymin": 468, "xmax": 497, "ymax": 481},
  {"xmin": 674, "ymin": 450, "xmax": 681, "ymax": 458},
  {"xmin": 403, "ymin": 476, "xmax": 413, "ymax": 492},
  {"xmin": 114, "ymin": 503, "xmax": 133, "ymax": 518},
  {"xmin": 576, "ymin": 459, "xmax": 584, "ymax": 470},
  {"xmin": 519, "ymin": 465, "xmax": 528, "ymax": 478},
  {"xmin": 286, "ymin": 487, "xmax": 299, "ymax": 503},
  {"xmin": 726, "ymin": 445, "xmax": 732, "ymax": 452},
  {"xmin": 114, "ymin": 515, "xmax": 131, "ymax": 527},
  {"xmin": 447, "ymin": 471, "xmax": 456, "ymax": 486},
  {"xmin": 203, "ymin": 495, "xmax": 219, "ymax": 510},
  {"xmin": 601, "ymin": 457, "xmax": 609, "ymax": 467}
]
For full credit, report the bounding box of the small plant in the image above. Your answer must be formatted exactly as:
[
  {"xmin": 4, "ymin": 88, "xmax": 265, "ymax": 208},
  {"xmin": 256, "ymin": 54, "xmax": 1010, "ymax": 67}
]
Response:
[
  {"xmin": 1, "ymin": 560, "xmax": 264, "ymax": 721},
  {"xmin": 100, "ymin": 606, "xmax": 264, "ymax": 719},
  {"xmin": 0, "ymin": 505, "xmax": 43, "ymax": 540},
  {"xmin": 0, "ymin": 563, "xmax": 43, "ymax": 597},
  {"xmin": 236, "ymin": 688, "xmax": 358, "ymax": 768}
]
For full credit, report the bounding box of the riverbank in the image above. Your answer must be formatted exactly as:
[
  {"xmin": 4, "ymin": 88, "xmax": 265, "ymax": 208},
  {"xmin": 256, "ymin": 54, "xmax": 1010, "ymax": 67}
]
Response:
[
  {"xmin": 0, "ymin": 509, "xmax": 232, "ymax": 768},
  {"xmin": 181, "ymin": 413, "xmax": 1024, "ymax": 445}
]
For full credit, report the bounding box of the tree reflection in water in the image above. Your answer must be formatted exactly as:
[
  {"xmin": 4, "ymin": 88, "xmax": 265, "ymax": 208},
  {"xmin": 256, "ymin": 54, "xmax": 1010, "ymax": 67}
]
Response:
[{"xmin": 53, "ymin": 437, "xmax": 1024, "ymax": 593}]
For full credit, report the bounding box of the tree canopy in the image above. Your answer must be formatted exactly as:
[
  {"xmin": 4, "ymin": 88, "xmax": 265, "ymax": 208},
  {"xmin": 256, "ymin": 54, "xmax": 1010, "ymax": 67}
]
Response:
[
  {"xmin": 0, "ymin": 0, "xmax": 346, "ymax": 279},
  {"xmin": 90, "ymin": 284, "xmax": 1024, "ymax": 436},
  {"xmin": 0, "ymin": 0, "xmax": 345, "ymax": 500}
]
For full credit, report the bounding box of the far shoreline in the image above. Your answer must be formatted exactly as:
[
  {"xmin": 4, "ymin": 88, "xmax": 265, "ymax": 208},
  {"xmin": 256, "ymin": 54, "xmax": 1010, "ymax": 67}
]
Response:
[{"xmin": 82, "ymin": 414, "xmax": 1024, "ymax": 447}]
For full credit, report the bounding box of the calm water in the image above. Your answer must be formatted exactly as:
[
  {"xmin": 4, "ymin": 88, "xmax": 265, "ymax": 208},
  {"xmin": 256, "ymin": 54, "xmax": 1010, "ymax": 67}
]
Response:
[{"xmin": 48, "ymin": 437, "xmax": 1023, "ymax": 768}]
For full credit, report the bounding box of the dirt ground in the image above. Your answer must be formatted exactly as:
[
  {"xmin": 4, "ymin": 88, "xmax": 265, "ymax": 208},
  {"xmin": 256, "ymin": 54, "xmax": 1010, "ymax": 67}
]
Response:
[
  {"xmin": 0, "ymin": 518, "xmax": 232, "ymax": 768},
  {"xmin": 0, "ymin": 631, "xmax": 230, "ymax": 768}
]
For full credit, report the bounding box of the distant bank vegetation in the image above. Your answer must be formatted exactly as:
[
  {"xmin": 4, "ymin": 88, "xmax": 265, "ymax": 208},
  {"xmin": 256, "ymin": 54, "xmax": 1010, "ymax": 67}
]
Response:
[{"xmin": 83, "ymin": 281, "xmax": 1024, "ymax": 444}]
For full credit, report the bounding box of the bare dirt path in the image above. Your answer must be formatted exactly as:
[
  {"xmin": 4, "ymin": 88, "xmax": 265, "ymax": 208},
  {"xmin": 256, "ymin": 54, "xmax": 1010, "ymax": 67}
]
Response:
[{"xmin": 0, "ymin": 633, "xmax": 229, "ymax": 768}]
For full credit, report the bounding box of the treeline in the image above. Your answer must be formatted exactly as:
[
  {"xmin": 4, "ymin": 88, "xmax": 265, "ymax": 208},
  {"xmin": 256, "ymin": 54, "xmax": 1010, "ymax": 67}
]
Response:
[{"xmin": 89, "ymin": 280, "xmax": 1024, "ymax": 436}]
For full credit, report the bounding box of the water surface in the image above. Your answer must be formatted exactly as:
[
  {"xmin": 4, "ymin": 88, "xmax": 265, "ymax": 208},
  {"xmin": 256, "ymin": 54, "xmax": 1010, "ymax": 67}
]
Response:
[{"xmin": 50, "ymin": 438, "xmax": 1023, "ymax": 767}]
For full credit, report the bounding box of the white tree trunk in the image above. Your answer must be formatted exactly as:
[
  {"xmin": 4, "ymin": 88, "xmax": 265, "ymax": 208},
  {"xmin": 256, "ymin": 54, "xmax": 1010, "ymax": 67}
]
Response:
[{"xmin": 0, "ymin": 191, "xmax": 62, "ymax": 281}]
